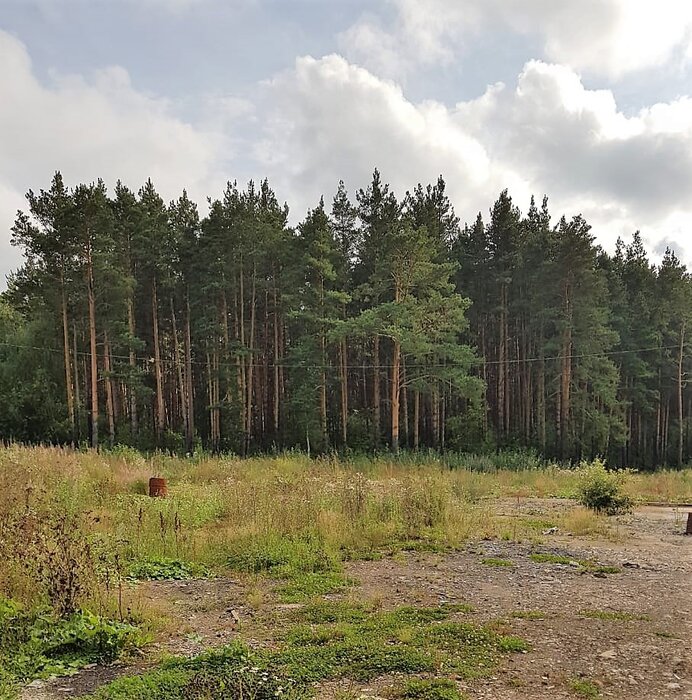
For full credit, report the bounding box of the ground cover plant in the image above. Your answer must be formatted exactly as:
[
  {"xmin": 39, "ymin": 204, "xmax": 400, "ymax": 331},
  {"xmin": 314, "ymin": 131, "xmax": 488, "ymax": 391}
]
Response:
[{"xmin": 0, "ymin": 445, "xmax": 690, "ymax": 698}]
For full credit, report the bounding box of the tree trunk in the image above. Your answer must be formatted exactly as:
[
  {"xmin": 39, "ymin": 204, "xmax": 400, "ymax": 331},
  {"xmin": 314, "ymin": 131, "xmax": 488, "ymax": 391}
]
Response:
[
  {"xmin": 103, "ymin": 330, "xmax": 116, "ymax": 446},
  {"xmin": 184, "ymin": 294, "xmax": 195, "ymax": 454},
  {"xmin": 171, "ymin": 297, "xmax": 188, "ymax": 442},
  {"xmin": 413, "ymin": 390, "xmax": 420, "ymax": 450},
  {"xmin": 401, "ymin": 358, "xmax": 408, "ymax": 448},
  {"xmin": 339, "ymin": 337, "xmax": 348, "ymax": 446},
  {"xmin": 127, "ymin": 298, "xmax": 138, "ymax": 439},
  {"xmin": 273, "ymin": 281, "xmax": 280, "ymax": 439},
  {"xmin": 87, "ymin": 243, "xmax": 99, "ymax": 450},
  {"xmin": 391, "ymin": 336, "xmax": 401, "ymax": 453},
  {"xmin": 245, "ymin": 263, "xmax": 257, "ymax": 454},
  {"xmin": 60, "ymin": 270, "xmax": 75, "ymax": 441},
  {"xmin": 372, "ymin": 335, "xmax": 380, "ymax": 448},
  {"xmin": 678, "ymin": 320, "xmax": 686, "ymax": 466},
  {"xmin": 73, "ymin": 323, "xmax": 81, "ymax": 441}
]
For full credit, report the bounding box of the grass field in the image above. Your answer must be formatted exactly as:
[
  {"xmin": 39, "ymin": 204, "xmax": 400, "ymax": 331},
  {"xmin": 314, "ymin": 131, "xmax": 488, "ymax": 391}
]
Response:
[{"xmin": 0, "ymin": 445, "xmax": 690, "ymax": 699}]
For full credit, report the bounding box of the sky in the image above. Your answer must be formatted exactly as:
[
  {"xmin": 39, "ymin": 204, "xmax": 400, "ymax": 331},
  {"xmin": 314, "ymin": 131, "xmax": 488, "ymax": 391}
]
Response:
[{"xmin": 2, "ymin": 0, "xmax": 692, "ymax": 287}]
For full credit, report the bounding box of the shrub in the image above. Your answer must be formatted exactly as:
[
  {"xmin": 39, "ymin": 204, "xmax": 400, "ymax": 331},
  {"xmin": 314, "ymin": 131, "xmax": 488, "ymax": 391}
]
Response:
[{"xmin": 576, "ymin": 460, "xmax": 632, "ymax": 515}]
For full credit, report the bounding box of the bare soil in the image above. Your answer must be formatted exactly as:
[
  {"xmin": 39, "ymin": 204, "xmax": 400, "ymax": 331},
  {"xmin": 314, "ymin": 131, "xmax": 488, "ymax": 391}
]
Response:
[{"xmin": 22, "ymin": 501, "xmax": 692, "ymax": 700}]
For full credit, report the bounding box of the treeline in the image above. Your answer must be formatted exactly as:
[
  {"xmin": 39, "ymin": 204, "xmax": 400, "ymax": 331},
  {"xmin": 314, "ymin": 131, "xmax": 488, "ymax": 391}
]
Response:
[{"xmin": 1, "ymin": 170, "xmax": 690, "ymax": 467}]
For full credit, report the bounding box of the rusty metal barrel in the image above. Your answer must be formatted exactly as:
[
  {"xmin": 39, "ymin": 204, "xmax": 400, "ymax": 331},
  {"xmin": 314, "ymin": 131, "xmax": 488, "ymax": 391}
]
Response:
[{"xmin": 148, "ymin": 477, "xmax": 168, "ymax": 498}]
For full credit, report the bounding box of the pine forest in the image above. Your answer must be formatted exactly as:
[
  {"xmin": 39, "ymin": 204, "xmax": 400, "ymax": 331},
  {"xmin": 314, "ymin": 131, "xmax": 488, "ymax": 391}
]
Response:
[{"xmin": 2, "ymin": 169, "xmax": 690, "ymax": 468}]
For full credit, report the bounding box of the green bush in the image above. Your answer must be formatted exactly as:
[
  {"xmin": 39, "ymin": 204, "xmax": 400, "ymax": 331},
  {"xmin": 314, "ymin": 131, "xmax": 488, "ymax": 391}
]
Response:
[{"xmin": 576, "ymin": 460, "xmax": 632, "ymax": 515}]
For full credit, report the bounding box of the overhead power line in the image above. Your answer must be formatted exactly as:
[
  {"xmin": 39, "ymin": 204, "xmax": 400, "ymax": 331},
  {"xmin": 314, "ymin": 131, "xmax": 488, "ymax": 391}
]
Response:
[{"xmin": 0, "ymin": 340, "xmax": 686, "ymax": 372}]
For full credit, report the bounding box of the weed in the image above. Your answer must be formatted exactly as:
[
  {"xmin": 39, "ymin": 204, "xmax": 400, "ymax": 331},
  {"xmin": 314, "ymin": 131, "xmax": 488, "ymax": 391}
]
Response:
[
  {"xmin": 391, "ymin": 678, "xmax": 465, "ymax": 700},
  {"xmin": 568, "ymin": 677, "xmax": 601, "ymax": 698},
  {"xmin": 510, "ymin": 610, "xmax": 547, "ymax": 620},
  {"xmin": 530, "ymin": 553, "xmax": 574, "ymax": 565},
  {"xmin": 579, "ymin": 610, "xmax": 649, "ymax": 622},
  {"xmin": 0, "ymin": 601, "xmax": 146, "ymax": 688},
  {"xmin": 481, "ymin": 558, "xmax": 513, "ymax": 567},
  {"xmin": 127, "ymin": 557, "xmax": 208, "ymax": 581}
]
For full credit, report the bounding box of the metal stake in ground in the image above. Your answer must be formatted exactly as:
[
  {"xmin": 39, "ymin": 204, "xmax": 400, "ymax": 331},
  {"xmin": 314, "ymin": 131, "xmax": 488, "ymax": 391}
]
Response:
[{"xmin": 686, "ymin": 512, "xmax": 692, "ymax": 536}]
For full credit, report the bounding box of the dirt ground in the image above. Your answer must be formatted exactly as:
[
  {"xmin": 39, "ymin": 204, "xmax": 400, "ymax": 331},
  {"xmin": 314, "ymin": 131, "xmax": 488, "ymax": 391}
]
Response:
[{"xmin": 22, "ymin": 501, "xmax": 692, "ymax": 700}]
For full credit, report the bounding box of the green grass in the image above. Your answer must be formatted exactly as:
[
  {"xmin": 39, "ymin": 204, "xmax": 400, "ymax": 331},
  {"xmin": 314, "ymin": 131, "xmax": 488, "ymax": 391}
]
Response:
[
  {"xmin": 529, "ymin": 554, "xmax": 620, "ymax": 575},
  {"xmin": 529, "ymin": 553, "xmax": 574, "ymax": 565},
  {"xmin": 579, "ymin": 610, "xmax": 649, "ymax": 622},
  {"xmin": 87, "ymin": 604, "xmax": 527, "ymax": 699},
  {"xmin": 481, "ymin": 558, "xmax": 514, "ymax": 567},
  {"xmin": 568, "ymin": 677, "xmax": 601, "ymax": 698},
  {"xmin": 510, "ymin": 610, "xmax": 547, "ymax": 620},
  {"xmin": 392, "ymin": 678, "xmax": 465, "ymax": 699}
]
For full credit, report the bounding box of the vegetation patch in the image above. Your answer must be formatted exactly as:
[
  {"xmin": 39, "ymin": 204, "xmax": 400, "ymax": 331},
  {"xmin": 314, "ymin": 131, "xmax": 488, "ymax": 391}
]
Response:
[
  {"xmin": 529, "ymin": 553, "xmax": 620, "ymax": 575},
  {"xmin": 481, "ymin": 558, "xmax": 513, "ymax": 567},
  {"xmin": 0, "ymin": 599, "xmax": 145, "ymax": 692},
  {"xmin": 576, "ymin": 461, "xmax": 632, "ymax": 515},
  {"xmin": 568, "ymin": 677, "xmax": 601, "ymax": 698},
  {"xmin": 127, "ymin": 557, "xmax": 208, "ymax": 581},
  {"xmin": 88, "ymin": 604, "xmax": 526, "ymax": 700},
  {"xmin": 510, "ymin": 610, "xmax": 547, "ymax": 620},
  {"xmin": 390, "ymin": 678, "xmax": 465, "ymax": 700},
  {"xmin": 579, "ymin": 610, "xmax": 649, "ymax": 622},
  {"xmin": 530, "ymin": 553, "xmax": 574, "ymax": 565}
]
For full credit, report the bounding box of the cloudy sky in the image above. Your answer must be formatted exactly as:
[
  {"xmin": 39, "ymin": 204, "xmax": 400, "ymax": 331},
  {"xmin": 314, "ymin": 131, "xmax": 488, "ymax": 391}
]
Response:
[{"xmin": 2, "ymin": 0, "xmax": 692, "ymax": 287}]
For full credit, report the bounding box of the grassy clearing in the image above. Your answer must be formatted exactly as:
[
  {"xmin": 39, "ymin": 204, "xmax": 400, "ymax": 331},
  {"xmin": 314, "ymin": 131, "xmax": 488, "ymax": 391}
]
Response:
[
  {"xmin": 0, "ymin": 445, "xmax": 689, "ymax": 696},
  {"xmin": 88, "ymin": 603, "xmax": 526, "ymax": 699}
]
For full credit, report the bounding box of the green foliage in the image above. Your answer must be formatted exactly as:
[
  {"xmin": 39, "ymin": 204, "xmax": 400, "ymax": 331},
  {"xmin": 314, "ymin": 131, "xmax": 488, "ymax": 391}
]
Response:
[
  {"xmin": 579, "ymin": 610, "xmax": 648, "ymax": 621},
  {"xmin": 529, "ymin": 553, "xmax": 573, "ymax": 565},
  {"xmin": 481, "ymin": 558, "xmax": 513, "ymax": 567},
  {"xmin": 576, "ymin": 461, "xmax": 632, "ymax": 515},
  {"xmin": 276, "ymin": 571, "xmax": 355, "ymax": 603},
  {"xmin": 0, "ymin": 601, "xmax": 145, "ymax": 688},
  {"xmin": 392, "ymin": 678, "xmax": 465, "ymax": 700},
  {"xmin": 568, "ymin": 677, "xmax": 601, "ymax": 698},
  {"xmin": 127, "ymin": 557, "xmax": 208, "ymax": 581}
]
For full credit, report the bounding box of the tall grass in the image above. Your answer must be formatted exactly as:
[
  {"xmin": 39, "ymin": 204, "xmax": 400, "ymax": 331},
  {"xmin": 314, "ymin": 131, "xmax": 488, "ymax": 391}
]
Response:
[{"xmin": 0, "ymin": 445, "xmax": 690, "ymax": 614}]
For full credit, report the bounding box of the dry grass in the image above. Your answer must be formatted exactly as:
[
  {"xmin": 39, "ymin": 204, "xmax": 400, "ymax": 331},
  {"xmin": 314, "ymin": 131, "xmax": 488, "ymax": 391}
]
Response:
[{"xmin": 0, "ymin": 445, "xmax": 690, "ymax": 616}]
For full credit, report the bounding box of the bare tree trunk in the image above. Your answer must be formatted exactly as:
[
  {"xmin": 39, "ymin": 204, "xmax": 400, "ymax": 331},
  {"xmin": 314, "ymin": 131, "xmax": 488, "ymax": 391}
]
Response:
[
  {"xmin": 339, "ymin": 337, "xmax": 348, "ymax": 446},
  {"xmin": 171, "ymin": 297, "xmax": 188, "ymax": 442},
  {"xmin": 127, "ymin": 298, "xmax": 138, "ymax": 439},
  {"xmin": 60, "ymin": 271, "xmax": 75, "ymax": 440},
  {"xmin": 245, "ymin": 263, "xmax": 257, "ymax": 454},
  {"xmin": 184, "ymin": 294, "xmax": 195, "ymax": 454},
  {"xmin": 103, "ymin": 330, "xmax": 116, "ymax": 446},
  {"xmin": 151, "ymin": 279, "xmax": 165, "ymax": 446},
  {"xmin": 413, "ymin": 390, "xmax": 420, "ymax": 450},
  {"xmin": 273, "ymin": 281, "xmax": 280, "ymax": 439},
  {"xmin": 391, "ymin": 336, "xmax": 401, "ymax": 453},
  {"xmin": 679, "ymin": 320, "xmax": 686, "ymax": 466},
  {"xmin": 73, "ymin": 323, "xmax": 81, "ymax": 441},
  {"xmin": 87, "ymin": 244, "xmax": 99, "ymax": 450},
  {"xmin": 401, "ymin": 358, "xmax": 408, "ymax": 448},
  {"xmin": 372, "ymin": 335, "xmax": 380, "ymax": 448}
]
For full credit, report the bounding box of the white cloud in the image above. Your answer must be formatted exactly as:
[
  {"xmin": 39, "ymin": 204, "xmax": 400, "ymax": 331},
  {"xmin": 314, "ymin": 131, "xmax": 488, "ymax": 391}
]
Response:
[
  {"xmin": 341, "ymin": 0, "xmax": 692, "ymax": 79},
  {"xmin": 256, "ymin": 54, "xmax": 530, "ymax": 223},
  {"xmin": 257, "ymin": 54, "xmax": 692, "ymax": 266},
  {"xmin": 0, "ymin": 29, "xmax": 227, "ymax": 286}
]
